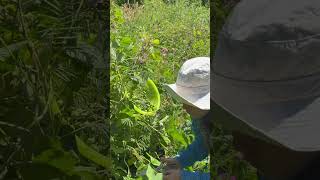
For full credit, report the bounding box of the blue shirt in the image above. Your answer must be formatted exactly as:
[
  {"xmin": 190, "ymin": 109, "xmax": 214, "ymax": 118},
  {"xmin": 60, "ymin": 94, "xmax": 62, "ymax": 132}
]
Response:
[
  {"xmin": 174, "ymin": 119, "xmax": 210, "ymax": 180},
  {"xmin": 173, "ymin": 119, "xmax": 268, "ymax": 180}
]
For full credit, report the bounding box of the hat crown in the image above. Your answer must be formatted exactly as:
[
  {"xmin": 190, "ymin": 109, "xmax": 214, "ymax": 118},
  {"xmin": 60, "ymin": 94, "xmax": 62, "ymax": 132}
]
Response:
[
  {"xmin": 176, "ymin": 57, "xmax": 210, "ymax": 88},
  {"xmin": 214, "ymin": 0, "xmax": 320, "ymax": 81}
]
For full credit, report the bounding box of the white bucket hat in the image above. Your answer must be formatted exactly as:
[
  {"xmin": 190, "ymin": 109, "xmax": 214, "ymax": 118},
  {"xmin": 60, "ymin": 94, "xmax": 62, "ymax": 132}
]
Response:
[{"xmin": 164, "ymin": 57, "xmax": 210, "ymax": 110}]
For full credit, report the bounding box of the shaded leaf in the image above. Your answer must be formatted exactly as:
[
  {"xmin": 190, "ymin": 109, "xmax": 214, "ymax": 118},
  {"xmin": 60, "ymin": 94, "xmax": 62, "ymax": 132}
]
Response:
[
  {"xmin": 146, "ymin": 153, "xmax": 161, "ymax": 166},
  {"xmin": 20, "ymin": 163, "xmax": 69, "ymax": 180},
  {"xmin": 33, "ymin": 148, "xmax": 78, "ymax": 175},
  {"xmin": 72, "ymin": 166, "xmax": 104, "ymax": 180},
  {"xmin": 0, "ymin": 40, "xmax": 28, "ymax": 61},
  {"xmin": 75, "ymin": 135, "xmax": 111, "ymax": 171}
]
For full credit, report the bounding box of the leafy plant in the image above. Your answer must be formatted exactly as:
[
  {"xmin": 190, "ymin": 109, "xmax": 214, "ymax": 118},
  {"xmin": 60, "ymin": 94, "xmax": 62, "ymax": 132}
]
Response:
[
  {"xmin": 75, "ymin": 135, "xmax": 111, "ymax": 171},
  {"xmin": 110, "ymin": 0, "xmax": 210, "ymax": 178},
  {"xmin": 0, "ymin": 0, "xmax": 109, "ymax": 179}
]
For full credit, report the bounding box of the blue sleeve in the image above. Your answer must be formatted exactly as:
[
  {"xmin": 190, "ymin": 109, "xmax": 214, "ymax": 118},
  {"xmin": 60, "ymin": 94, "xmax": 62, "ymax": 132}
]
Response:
[
  {"xmin": 180, "ymin": 170, "xmax": 210, "ymax": 180},
  {"xmin": 174, "ymin": 119, "xmax": 209, "ymax": 168}
]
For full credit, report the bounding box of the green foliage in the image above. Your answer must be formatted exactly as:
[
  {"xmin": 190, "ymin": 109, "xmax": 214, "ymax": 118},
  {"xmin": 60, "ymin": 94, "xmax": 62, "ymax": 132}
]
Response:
[
  {"xmin": 33, "ymin": 148, "xmax": 79, "ymax": 175},
  {"xmin": 111, "ymin": 0, "xmax": 258, "ymax": 179},
  {"xmin": 0, "ymin": 0, "xmax": 109, "ymax": 179},
  {"xmin": 145, "ymin": 165, "xmax": 163, "ymax": 179},
  {"xmin": 75, "ymin": 135, "xmax": 111, "ymax": 171},
  {"xmin": 209, "ymin": 125, "xmax": 258, "ymax": 180},
  {"xmin": 110, "ymin": 0, "xmax": 209, "ymax": 178}
]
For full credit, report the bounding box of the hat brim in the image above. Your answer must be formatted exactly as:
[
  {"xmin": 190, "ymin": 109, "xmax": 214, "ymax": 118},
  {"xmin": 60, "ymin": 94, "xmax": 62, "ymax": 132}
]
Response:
[
  {"xmin": 164, "ymin": 84, "xmax": 210, "ymax": 110},
  {"xmin": 212, "ymin": 74, "xmax": 320, "ymax": 152}
]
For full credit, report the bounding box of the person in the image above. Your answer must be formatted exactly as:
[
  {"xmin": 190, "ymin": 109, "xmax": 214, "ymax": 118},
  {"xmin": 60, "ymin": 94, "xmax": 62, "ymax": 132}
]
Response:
[
  {"xmin": 161, "ymin": 57, "xmax": 237, "ymax": 180},
  {"xmin": 211, "ymin": 0, "xmax": 320, "ymax": 179},
  {"xmin": 162, "ymin": 57, "xmax": 211, "ymax": 180}
]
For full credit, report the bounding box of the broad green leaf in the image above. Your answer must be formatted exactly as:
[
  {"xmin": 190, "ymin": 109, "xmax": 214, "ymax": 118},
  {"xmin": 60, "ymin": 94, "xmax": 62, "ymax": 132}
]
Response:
[
  {"xmin": 145, "ymin": 165, "xmax": 162, "ymax": 180},
  {"xmin": 146, "ymin": 153, "xmax": 161, "ymax": 166},
  {"xmin": 33, "ymin": 148, "xmax": 78, "ymax": 175},
  {"xmin": 168, "ymin": 130, "xmax": 187, "ymax": 147},
  {"xmin": 75, "ymin": 135, "xmax": 111, "ymax": 171},
  {"xmin": 120, "ymin": 37, "xmax": 133, "ymax": 47}
]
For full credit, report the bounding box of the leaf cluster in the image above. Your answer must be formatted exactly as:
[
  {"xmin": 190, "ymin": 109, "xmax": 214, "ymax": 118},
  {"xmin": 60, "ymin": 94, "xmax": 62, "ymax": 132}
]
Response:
[{"xmin": 0, "ymin": 0, "xmax": 110, "ymax": 179}]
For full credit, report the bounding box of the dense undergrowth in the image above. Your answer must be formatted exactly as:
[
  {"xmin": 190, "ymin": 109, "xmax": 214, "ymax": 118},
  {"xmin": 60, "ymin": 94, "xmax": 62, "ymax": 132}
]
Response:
[
  {"xmin": 0, "ymin": 0, "xmax": 259, "ymax": 179},
  {"xmin": 110, "ymin": 0, "xmax": 210, "ymax": 179},
  {"xmin": 0, "ymin": 1, "xmax": 110, "ymax": 179},
  {"xmin": 111, "ymin": 0, "xmax": 258, "ymax": 179}
]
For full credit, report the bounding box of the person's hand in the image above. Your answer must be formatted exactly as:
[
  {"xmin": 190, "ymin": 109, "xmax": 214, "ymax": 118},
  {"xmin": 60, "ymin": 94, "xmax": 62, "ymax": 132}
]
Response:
[
  {"xmin": 163, "ymin": 169, "xmax": 181, "ymax": 180},
  {"xmin": 160, "ymin": 157, "xmax": 181, "ymax": 180},
  {"xmin": 160, "ymin": 157, "xmax": 181, "ymax": 169}
]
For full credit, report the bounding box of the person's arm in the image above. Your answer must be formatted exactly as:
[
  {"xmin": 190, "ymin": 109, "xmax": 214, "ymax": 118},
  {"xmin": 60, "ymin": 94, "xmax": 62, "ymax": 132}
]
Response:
[
  {"xmin": 174, "ymin": 119, "xmax": 209, "ymax": 168},
  {"xmin": 180, "ymin": 170, "xmax": 210, "ymax": 180}
]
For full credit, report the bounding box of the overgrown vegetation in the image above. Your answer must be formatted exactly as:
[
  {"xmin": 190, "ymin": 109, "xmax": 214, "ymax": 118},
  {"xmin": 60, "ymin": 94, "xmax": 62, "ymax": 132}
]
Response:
[
  {"xmin": 110, "ymin": 0, "xmax": 209, "ymax": 178},
  {"xmin": 0, "ymin": 0, "xmax": 110, "ymax": 179},
  {"xmin": 0, "ymin": 0, "xmax": 259, "ymax": 179},
  {"xmin": 111, "ymin": 0, "xmax": 258, "ymax": 179}
]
